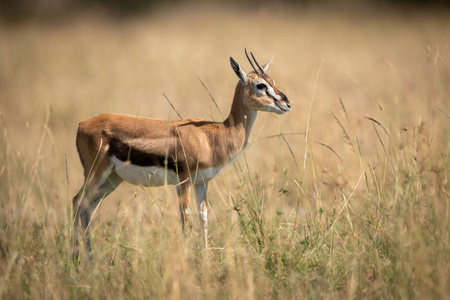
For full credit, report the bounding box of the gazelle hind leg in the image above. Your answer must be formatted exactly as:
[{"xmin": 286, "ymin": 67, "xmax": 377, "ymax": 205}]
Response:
[
  {"xmin": 72, "ymin": 187, "xmax": 85, "ymax": 251},
  {"xmin": 194, "ymin": 182, "xmax": 209, "ymax": 249},
  {"xmin": 73, "ymin": 168, "xmax": 123, "ymax": 256}
]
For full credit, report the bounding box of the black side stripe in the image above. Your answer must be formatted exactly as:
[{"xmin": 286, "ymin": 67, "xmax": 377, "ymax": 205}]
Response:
[{"xmin": 108, "ymin": 138, "xmax": 183, "ymax": 173}]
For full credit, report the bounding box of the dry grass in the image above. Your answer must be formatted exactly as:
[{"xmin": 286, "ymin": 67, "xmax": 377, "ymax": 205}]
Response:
[{"xmin": 0, "ymin": 4, "xmax": 449, "ymax": 299}]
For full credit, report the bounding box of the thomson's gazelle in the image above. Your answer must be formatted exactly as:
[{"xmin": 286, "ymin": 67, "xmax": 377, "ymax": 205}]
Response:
[{"xmin": 72, "ymin": 50, "xmax": 291, "ymax": 254}]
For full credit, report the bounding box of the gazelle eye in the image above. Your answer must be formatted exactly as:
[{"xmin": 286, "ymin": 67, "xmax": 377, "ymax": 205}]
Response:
[{"xmin": 256, "ymin": 83, "xmax": 266, "ymax": 90}]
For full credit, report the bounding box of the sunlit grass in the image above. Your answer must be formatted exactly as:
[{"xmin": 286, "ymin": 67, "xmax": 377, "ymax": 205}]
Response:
[{"xmin": 0, "ymin": 5, "xmax": 449, "ymax": 299}]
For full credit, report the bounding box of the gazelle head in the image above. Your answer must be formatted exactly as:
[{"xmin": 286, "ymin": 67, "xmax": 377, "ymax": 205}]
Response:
[{"xmin": 230, "ymin": 50, "xmax": 291, "ymax": 114}]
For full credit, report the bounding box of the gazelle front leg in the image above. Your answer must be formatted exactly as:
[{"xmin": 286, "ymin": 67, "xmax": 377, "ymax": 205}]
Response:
[
  {"xmin": 177, "ymin": 182, "xmax": 191, "ymax": 233},
  {"xmin": 194, "ymin": 182, "xmax": 209, "ymax": 249}
]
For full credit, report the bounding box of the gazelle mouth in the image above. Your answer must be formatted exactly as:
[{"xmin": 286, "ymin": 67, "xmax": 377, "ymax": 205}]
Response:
[{"xmin": 276, "ymin": 102, "xmax": 291, "ymax": 113}]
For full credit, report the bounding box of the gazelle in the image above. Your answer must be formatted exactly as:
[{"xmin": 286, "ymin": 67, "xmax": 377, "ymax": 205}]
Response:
[{"xmin": 72, "ymin": 50, "xmax": 291, "ymax": 254}]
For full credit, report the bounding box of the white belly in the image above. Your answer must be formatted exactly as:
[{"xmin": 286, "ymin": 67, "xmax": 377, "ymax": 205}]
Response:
[
  {"xmin": 112, "ymin": 156, "xmax": 224, "ymax": 186},
  {"xmin": 112, "ymin": 156, "xmax": 179, "ymax": 187},
  {"xmin": 190, "ymin": 167, "xmax": 221, "ymax": 184}
]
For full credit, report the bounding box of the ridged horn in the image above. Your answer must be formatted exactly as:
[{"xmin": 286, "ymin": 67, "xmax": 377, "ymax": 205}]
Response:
[{"xmin": 250, "ymin": 52, "xmax": 265, "ymax": 74}]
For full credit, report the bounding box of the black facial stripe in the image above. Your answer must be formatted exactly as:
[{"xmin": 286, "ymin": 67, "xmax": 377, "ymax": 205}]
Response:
[
  {"xmin": 268, "ymin": 94, "xmax": 283, "ymax": 109},
  {"xmin": 279, "ymin": 91, "xmax": 288, "ymax": 101}
]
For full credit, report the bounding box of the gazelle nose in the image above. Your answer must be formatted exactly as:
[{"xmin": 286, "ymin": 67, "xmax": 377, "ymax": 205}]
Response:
[{"xmin": 286, "ymin": 103, "xmax": 291, "ymax": 109}]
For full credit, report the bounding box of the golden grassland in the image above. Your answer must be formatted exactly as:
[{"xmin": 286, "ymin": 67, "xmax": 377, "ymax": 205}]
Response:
[{"xmin": 0, "ymin": 4, "xmax": 449, "ymax": 298}]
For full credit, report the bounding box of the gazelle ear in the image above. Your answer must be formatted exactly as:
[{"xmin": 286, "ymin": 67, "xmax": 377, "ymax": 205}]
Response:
[
  {"xmin": 230, "ymin": 57, "xmax": 247, "ymax": 84},
  {"xmin": 261, "ymin": 57, "xmax": 274, "ymax": 73}
]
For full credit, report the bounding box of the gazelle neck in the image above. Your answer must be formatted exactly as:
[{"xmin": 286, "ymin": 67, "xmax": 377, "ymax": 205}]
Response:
[{"xmin": 224, "ymin": 82, "xmax": 257, "ymax": 148}]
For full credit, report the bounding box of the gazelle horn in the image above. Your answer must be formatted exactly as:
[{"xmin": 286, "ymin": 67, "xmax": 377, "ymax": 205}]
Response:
[
  {"xmin": 250, "ymin": 52, "xmax": 265, "ymax": 74},
  {"xmin": 245, "ymin": 48, "xmax": 259, "ymax": 74}
]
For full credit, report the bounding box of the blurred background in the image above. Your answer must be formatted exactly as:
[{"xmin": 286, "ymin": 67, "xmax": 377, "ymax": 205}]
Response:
[
  {"xmin": 0, "ymin": 0, "xmax": 449, "ymax": 298},
  {"xmin": 0, "ymin": 0, "xmax": 448, "ymax": 209},
  {"xmin": 1, "ymin": 0, "xmax": 450, "ymax": 21},
  {"xmin": 1, "ymin": 0, "xmax": 448, "ymax": 185},
  {"xmin": 0, "ymin": 0, "xmax": 448, "ymax": 210}
]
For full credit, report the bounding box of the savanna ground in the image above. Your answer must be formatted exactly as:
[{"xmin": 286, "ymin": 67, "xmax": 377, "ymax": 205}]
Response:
[{"xmin": 0, "ymin": 3, "xmax": 449, "ymax": 299}]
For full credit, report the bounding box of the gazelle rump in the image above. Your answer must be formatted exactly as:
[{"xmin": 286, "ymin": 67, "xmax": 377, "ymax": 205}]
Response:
[{"xmin": 72, "ymin": 50, "xmax": 291, "ymax": 254}]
